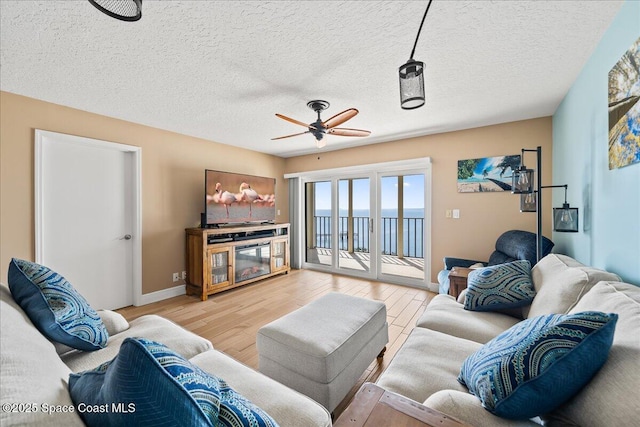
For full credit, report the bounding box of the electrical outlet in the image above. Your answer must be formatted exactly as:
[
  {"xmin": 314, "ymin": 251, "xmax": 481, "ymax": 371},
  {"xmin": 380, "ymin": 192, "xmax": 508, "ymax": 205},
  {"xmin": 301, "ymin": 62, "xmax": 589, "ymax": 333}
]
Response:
[
  {"xmin": 172, "ymin": 272, "xmax": 179, "ymax": 282},
  {"xmin": 181, "ymin": 271, "xmax": 187, "ymax": 280},
  {"xmin": 453, "ymin": 209, "xmax": 460, "ymax": 219}
]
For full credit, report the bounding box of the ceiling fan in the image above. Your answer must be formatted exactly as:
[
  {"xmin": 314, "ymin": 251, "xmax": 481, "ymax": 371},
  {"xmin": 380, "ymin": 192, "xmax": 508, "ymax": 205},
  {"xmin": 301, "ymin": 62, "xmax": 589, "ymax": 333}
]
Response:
[{"xmin": 272, "ymin": 100, "xmax": 371, "ymax": 148}]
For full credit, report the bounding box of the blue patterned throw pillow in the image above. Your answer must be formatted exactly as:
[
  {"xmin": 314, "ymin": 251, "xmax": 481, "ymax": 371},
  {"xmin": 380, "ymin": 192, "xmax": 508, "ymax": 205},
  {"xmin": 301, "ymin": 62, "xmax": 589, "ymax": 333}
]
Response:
[
  {"xmin": 218, "ymin": 382, "xmax": 280, "ymax": 427},
  {"xmin": 458, "ymin": 311, "xmax": 617, "ymax": 419},
  {"xmin": 69, "ymin": 338, "xmax": 279, "ymax": 427},
  {"xmin": 8, "ymin": 258, "xmax": 108, "ymax": 351},
  {"xmin": 464, "ymin": 260, "xmax": 535, "ymax": 311}
]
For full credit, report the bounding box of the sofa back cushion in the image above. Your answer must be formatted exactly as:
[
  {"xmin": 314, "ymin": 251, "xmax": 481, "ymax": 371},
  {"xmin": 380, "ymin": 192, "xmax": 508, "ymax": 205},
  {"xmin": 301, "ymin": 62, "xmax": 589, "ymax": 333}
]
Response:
[
  {"xmin": 0, "ymin": 284, "xmax": 84, "ymax": 426},
  {"xmin": 524, "ymin": 254, "xmax": 621, "ymax": 318},
  {"xmin": 545, "ymin": 281, "xmax": 640, "ymax": 426}
]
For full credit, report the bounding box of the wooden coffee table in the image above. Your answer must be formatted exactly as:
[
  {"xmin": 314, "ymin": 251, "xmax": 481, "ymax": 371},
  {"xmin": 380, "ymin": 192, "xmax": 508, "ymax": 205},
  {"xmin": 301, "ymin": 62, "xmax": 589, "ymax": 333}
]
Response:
[
  {"xmin": 448, "ymin": 267, "xmax": 473, "ymax": 299},
  {"xmin": 334, "ymin": 383, "xmax": 470, "ymax": 427}
]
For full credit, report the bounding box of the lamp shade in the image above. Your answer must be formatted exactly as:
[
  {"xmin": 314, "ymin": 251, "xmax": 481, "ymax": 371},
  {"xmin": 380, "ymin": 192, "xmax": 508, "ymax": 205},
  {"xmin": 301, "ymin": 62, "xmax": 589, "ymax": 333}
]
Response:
[
  {"xmin": 89, "ymin": 0, "xmax": 142, "ymax": 21},
  {"xmin": 520, "ymin": 192, "xmax": 536, "ymax": 212},
  {"xmin": 399, "ymin": 60, "xmax": 425, "ymax": 110},
  {"xmin": 511, "ymin": 166, "xmax": 534, "ymax": 194},
  {"xmin": 553, "ymin": 203, "xmax": 579, "ymax": 232}
]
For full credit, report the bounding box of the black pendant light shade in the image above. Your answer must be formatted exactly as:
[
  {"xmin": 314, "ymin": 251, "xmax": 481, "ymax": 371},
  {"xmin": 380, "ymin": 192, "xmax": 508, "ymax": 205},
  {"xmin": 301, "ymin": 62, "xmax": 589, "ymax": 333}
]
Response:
[
  {"xmin": 89, "ymin": 0, "xmax": 142, "ymax": 21},
  {"xmin": 511, "ymin": 165, "xmax": 534, "ymax": 194},
  {"xmin": 399, "ymin": 60, "xmax": 425, "ymax": 110},
  {"xmin": 553, "ymin": 186, "xmax": 579, "ymax": 232},
  {"xmin": 399, "ymin": 0, "xmax": 432, "ymax": 110},
  {"xmin": 553, "ymin": 203, "xmax": 579, "ymax": 232}
]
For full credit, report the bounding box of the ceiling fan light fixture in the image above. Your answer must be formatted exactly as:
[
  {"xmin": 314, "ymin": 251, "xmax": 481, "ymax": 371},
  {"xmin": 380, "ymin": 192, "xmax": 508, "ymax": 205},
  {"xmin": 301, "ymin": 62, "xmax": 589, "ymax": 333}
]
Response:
[
  {"xmin": 88, "ymin": 0, "xmax": 142, "ymax": 22},
  {"xmin": 272, "ymin": 100, "xmax": 370, "ymax": 148},
  {"xmin": 399, "ymin": 59, "xmax": 425, "ymax": 110}
]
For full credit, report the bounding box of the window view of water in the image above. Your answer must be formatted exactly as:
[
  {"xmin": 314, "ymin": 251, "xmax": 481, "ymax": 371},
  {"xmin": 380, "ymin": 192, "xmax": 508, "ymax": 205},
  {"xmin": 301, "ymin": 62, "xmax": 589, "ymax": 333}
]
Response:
[{"xmin": 313, "ymin": 208, "xmax": 425, "ymax": 257}]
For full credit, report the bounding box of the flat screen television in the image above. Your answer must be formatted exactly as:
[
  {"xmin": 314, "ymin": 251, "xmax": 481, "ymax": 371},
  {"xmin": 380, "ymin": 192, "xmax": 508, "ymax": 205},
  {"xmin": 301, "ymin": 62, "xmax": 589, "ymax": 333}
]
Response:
[{"xmin": 204, "ymin": 170, "xmax": 276, "ymax": 227}]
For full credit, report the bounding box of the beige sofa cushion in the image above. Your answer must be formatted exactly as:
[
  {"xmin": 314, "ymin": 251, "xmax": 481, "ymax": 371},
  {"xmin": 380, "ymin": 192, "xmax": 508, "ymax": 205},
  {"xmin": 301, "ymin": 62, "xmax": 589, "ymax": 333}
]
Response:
[
  {"xmin": 545, "ymin": 281, "xmax": 640, "ymax": 427},
  {"xmin": 376, "ymin": 327, "xmax": 481, "ymax": 404},
  {"xmin": 0, "ymin": 284, "xmax": 84, "ymax": 426},
  {"xmin": 525, "ymin": 254, "xmax": 621, "ymax": 318},
  {"xmin": 190, "ymin": 349, "xmax": 332, "ymax": 427},
  {"xmin": 416, "ymin": 294, "xmax": 520, "ymax": 344},
  {"xmin": 97, "ymin": 309, "xmax": 130, "ymax": 335},
  {"xmin": 424, "ymin": 390, "xmax": 541, "ymax": 427},
  {"xmin": 54, "ymin": 309, "xmax": 131, "ymax": 356},
  {"xmin": 62, "ymin": 314, "xmax": 213, "ymax": 372}
]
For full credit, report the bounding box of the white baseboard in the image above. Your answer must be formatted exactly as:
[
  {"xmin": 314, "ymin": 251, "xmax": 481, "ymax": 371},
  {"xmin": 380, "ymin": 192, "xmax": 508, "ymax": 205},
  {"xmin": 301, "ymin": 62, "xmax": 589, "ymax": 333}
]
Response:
[
  {"xmin": 427, "ymin": 282, "xmax": 440, "ymax": 293},
  {"xmin": 136, "ymin": 284, "xmax": 186, "ymax": 306}
]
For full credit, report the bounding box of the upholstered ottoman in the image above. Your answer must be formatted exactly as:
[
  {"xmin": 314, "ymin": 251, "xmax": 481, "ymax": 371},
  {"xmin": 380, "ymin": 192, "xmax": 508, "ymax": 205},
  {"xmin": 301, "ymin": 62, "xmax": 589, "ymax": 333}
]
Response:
[{"xmin": 256, "ymin": 292, "xmax": 388, "ymax": 413}]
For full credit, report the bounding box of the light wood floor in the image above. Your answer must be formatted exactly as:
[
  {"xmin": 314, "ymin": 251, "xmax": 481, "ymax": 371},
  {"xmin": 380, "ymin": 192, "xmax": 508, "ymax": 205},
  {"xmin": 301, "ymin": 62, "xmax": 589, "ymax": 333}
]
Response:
[{"xmin": 117, "ymin": 269, "xmax": 436, "ymax": 418}]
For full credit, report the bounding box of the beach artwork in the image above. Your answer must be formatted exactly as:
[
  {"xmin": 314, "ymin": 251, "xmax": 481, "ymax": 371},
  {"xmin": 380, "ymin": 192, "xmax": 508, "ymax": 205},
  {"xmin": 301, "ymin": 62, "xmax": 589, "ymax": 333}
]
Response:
[
  {"xmin": 608, "ymin": 36, "xmax": 640, "ymax": 170},
  {"xmin": 457, "ymin": 155, "xmax": 520, "ymax": 193}
]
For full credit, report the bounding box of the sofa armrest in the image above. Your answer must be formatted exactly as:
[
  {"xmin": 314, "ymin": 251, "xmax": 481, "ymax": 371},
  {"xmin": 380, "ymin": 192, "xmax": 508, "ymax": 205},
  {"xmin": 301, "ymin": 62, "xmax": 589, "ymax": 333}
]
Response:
[
  {"xmin": 98, "ymin": 309, "xmax": 130, "ymax": 336},
  {"xmin": 443, "ymin": 257, "xmax": 486, "ymax": 270},
  {"xmin": 424, "ymin": 390, "xmax": 542, "ymax": 427}
]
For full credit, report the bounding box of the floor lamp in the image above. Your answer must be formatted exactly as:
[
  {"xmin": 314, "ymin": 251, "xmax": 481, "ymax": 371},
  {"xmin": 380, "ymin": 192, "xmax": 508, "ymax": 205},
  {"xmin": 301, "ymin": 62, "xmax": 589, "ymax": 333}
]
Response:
[{"xmin": 511, "ymin": 146, "xmax": 579, "ymax": 262}]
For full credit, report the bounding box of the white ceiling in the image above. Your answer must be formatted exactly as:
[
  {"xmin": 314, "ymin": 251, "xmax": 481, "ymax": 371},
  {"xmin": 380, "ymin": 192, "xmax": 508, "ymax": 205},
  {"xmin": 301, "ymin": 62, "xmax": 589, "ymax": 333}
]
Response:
[{"xmin": 0, "ymin": 1, "xmax": 623, "ymax": 158}]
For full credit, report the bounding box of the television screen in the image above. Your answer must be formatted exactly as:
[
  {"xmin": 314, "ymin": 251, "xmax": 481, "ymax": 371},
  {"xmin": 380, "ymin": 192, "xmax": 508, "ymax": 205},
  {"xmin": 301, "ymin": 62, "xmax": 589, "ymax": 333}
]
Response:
[{"xmin": 204, "ymin": 170, "xmax": 276, "ymax": 226}]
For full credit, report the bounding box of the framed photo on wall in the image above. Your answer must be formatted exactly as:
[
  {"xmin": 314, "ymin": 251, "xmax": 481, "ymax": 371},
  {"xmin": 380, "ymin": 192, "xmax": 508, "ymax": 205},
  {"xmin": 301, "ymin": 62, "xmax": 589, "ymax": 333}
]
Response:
[{"xmin": 457, "ymin": 155, "xmax": 520, "ymax": 193}]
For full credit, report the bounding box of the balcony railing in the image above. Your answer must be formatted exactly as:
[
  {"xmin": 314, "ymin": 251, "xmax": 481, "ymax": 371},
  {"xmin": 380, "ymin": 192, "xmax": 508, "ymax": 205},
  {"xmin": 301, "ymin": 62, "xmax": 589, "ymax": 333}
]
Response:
[{"xmin": 312, "ymin": 215, "xmax": 424, "ymax": 258}]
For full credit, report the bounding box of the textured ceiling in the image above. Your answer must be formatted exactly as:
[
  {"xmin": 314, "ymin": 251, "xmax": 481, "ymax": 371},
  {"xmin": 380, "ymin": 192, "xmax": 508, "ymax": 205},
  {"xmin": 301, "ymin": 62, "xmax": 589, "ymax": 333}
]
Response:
[{"xmin": 0, "ymin": 1, "xmax": 623, "ymax": 157}]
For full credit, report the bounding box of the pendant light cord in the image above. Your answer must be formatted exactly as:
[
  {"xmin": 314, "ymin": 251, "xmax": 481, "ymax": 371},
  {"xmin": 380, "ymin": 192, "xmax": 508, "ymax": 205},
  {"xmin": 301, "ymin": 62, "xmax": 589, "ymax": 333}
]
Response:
[{"xmin": 409, "ymin": 0, "xmax": 433, "ymax": 60}]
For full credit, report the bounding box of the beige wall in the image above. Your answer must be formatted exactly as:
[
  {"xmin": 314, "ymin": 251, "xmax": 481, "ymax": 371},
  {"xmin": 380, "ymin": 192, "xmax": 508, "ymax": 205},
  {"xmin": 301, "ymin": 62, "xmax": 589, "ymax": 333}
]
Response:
[
  {"xmin": 0, "ymin": 91, "xmax": 288, "ymax": 294},
  {"xmin": 0, "ymin": 90, "xmax": 552, "ymax": 294},
  {"xmin": 284, "ymin": 117, "xmax": 553, "ymax": 282}
]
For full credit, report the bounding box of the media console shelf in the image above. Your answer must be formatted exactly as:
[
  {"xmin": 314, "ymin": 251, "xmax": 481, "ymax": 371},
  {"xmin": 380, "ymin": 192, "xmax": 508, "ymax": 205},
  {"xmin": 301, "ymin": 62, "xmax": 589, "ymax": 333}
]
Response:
[{"xmin": 185, "ymin": 223, "xmax": 290, "ymax": 301}]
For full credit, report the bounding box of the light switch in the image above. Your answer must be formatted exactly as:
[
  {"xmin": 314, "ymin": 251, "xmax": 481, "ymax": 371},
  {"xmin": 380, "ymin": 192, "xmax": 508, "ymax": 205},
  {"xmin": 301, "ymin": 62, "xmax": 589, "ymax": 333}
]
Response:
[
  {"xmin": 453, "ymin": 209, "xmax": 460, "ymax": 219},
  {"xmin": 446, "ymin": 210, "xmax": 452, "ymax": 218}
]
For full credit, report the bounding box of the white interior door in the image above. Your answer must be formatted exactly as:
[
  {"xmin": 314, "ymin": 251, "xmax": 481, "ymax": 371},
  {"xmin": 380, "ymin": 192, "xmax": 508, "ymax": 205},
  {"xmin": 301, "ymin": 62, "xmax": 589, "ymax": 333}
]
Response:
[{"xmin": 35, "ymin": 130, "xmax": 141, "ymax": 310}]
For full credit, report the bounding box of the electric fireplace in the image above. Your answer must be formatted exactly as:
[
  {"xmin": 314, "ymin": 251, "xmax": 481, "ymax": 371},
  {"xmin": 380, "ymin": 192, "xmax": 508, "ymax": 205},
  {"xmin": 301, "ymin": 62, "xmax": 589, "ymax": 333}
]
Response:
[{"xmin": 235, "ymin": 243, "xmax": 271, "ymax": 283}]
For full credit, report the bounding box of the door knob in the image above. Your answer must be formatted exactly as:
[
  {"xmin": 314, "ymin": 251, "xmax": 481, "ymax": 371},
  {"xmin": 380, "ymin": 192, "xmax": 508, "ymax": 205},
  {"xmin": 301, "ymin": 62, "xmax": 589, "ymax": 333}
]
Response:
[{"xmin": 121, "ymin": 234, "xmax": 132, "ymax": 240}]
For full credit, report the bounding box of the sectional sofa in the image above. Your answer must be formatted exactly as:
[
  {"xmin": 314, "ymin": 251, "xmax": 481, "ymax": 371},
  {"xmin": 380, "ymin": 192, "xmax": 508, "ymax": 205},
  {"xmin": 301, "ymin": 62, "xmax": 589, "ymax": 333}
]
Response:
[
  {"xmin": 0, "ymin": 281, "xmax": 332, "ymax": 426},
  {"xmin": 2, "ymin": 253, "xmax": 638, "ymax": 426},
  {"xmin": 377, "ymin": 253, "xmax": 639, "ymax": 426}
]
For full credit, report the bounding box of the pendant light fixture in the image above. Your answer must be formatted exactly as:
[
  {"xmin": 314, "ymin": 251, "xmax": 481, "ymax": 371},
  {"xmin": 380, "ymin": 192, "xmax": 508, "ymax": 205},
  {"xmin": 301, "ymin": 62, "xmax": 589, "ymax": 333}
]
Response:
[
  {"xmin": 399, "ymin": 0, "xmax": 433, "ymax": 110},
  {"xmin": 88, "ymin": 0, "xmax": 142, "ymax": 22}
]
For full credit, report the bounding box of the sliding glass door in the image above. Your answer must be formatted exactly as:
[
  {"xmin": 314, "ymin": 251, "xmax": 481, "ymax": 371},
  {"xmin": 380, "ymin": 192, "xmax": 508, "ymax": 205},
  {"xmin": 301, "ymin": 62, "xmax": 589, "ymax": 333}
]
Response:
[
  {"xmin": 294, "ymin": 159, "xmax": 431, "ymax": 288},
  {"xmin": 338, "ymin": 178, "xmax": 371, "ymax": 273},
  {"xmin": 304, "ymin": 181, "xmax": 332, "ymax": 268},
  {"xmin": 378, "ymin": 173, "xmax": 425, "ymax": 282}
]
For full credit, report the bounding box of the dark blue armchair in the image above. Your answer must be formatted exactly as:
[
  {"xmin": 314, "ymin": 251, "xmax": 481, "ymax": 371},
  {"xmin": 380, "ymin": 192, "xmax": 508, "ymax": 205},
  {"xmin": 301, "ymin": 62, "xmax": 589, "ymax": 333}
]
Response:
[{"xmin": 438, "ymin": 230, "xmax": 554, "ymax": 294}]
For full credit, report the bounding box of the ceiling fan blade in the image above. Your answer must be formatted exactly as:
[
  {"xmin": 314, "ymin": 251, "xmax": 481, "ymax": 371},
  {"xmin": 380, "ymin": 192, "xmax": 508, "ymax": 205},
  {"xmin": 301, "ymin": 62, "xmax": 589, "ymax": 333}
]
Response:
[
  {"xmin": 327, "ymin": 127, "xmax": 371, "ymax": 137},
  {"xmin": 323, "ymin": 108, "xmax": 359, "ymax": 129},
  {"xmin": 271, "ymin": 131, "xmax": 311, "ymax": 140},
  {"xmin": 275, "ymin": 113, "xmax": 317, "ymax": 130}
]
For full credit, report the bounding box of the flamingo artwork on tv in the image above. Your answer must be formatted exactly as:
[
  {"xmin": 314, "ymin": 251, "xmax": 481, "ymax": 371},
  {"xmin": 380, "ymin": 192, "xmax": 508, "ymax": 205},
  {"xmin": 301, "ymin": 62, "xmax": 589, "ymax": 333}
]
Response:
[{"xmin": 205, "ymin": 170, "xmax": 276, "ymax": 226}]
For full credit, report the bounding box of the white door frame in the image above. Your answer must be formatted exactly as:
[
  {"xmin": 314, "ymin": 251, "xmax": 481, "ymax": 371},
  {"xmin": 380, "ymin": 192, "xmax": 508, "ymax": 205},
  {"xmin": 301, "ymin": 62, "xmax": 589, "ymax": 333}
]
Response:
[{"xmin": 34, "ymin": 130, "xmax": 143, "ymax": 306}]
